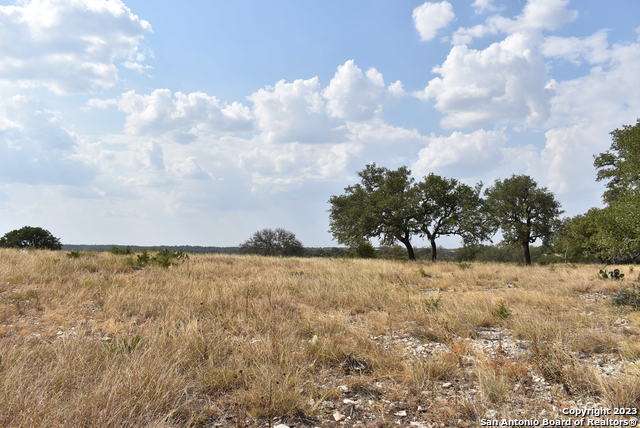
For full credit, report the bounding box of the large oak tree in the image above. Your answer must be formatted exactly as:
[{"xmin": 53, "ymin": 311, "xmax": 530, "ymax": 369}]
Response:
[
  {"xmin": 485, "ymin": 175, "xmax": 562, "ymax": 265},
  {"xmin": 329, "ymin": 164, "xmax": 420, "ymax": 260},
  {"xmin": 414, "ymin": 174, "xmax": 490, "ymax": 261}
]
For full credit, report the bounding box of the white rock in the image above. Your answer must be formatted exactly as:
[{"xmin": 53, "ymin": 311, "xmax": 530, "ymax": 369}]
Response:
[
  {"xmin": 486, "ymin": 409, "xmax": 498, "ymax": 419},
  {"xmin": 274, "ymin": 425, "xmax": 290, "ymax": 428},
  {"xmin": 343, "ymin": 398, "xmax": 359, "ymax": 404},
  {"xmin": 442, "ymin": 382, "xmax": 452, "ymax": 388},
  {"xmin": 338, "ymin": 384, "xmax": 350, "ymax": 392},
  {"xmin": 333, "ymin": 411, "xmax": 346, "ymax": 421},
  {"xmin": 394, "ymin": 410, "xmax": 408, "ymax": 417}
]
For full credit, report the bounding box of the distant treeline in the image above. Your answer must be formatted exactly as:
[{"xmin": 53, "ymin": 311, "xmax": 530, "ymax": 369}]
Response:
[
  {"xmin": 63, "ymin": 243, "xmax": 558, "ymax": 264},
  {"xmin": 63, "ymin": 245, "xmax": 239, "ymax": 254}
]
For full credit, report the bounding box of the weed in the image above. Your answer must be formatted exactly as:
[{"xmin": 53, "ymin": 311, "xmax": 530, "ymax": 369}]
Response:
[
  {"xmin": 66, "ymin": 251, "xmax": 82, "ymax": 258},
  {"xmin": 423, "ymin": 296, "xmax": 442, "ymax": 312},
  {"xmin": 419, "ymin": 268, "xmax": 432, "ymax": 278},
  {"xmin": 457, "ymin": 262, "xmax": 472, "ymax": 270},
  {"xmin": 405, "ymin": 352, "xmax": 459, "ymax": 390},
  {"xmin": 107, "ymin": 334, "xmax": 143, "ymax": 354},
  {"xmin": 601, "ymin": 375, "xmax": 640, "ymax": 408},
  {"xmin": 476, "ymin": 360, "xmax": 512, "ymax": 403},
  {"xmin": 491, "ymin": 302, "xmax": 512, "ymax": 320}
]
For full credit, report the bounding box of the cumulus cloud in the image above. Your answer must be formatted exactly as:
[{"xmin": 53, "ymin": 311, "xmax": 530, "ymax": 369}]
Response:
[
  {"xmin": 413, "ymin": 129, "xmax": 507, "ymax": 176},
  {"xmin": 453, "ymin": 0, "xmax": 577, "ymax": 45},
  {"xmin": 419, "ymin": 33, "xmax": 551, "ymax": 129},
  {"xmin": 542, "ymin": 30, "xmax": 610, "ymax": 64},
  {"xmin": 412, "ymin": 1, "xmax": 455, "ymax": 42},
  {"xmin": 0, "ymin": 96, "xmax": 94, "ymax": 185},
  {"xmin": 472, "ymin": 0, "xmax": 498, "ymax": 15},
  {"xmin": 249, "ymin": 60, "xmax": 403, "ymax": 144},
  {"xmin": 323, "ymin": 60, "xmax": 386, "ymax": 122},
  {"xmin": 239, "ymin": 142, "xmax": 362, "ymax": 188},
  {"xmin": 0, "ymin": 0, "xmax": 151, "ymax": 94},
  {"xmin": 106, "ymin": 89, "xmax": 254, "ymax": 141},
  {"xmin": 541, "ymin": 38, "xmax": 640, "ymax": 193},
  {"xmin": 248, "ymin": 76, "xmax": 346, "ymax": 144}
]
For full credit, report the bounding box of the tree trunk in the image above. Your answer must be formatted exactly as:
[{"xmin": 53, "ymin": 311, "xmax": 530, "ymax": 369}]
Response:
[
  {"xmin": 523, "ymin": 241, "xmax": 532, "ymax": 265},
  {"xmin": 398, "ymin": 237, "xmax": 416, "ymax": 261},
  {"xmin": 430, "ymin": 238, "xmax": 437, "ymax": 262}
]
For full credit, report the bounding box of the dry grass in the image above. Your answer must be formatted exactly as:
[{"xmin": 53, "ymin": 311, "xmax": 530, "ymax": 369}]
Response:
[{"xmin": 0, "ymin": 250, "xmax": 638, "ymax": 426}]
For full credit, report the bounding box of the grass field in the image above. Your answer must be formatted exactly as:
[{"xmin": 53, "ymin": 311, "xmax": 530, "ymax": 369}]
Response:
[{"xmin": 1, "ymin": 249, "xmax": 639, "ymax": 427}]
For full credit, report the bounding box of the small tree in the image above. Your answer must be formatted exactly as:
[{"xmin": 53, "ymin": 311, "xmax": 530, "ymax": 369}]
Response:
[
  {"xmin": 414, "ymin": 173, "xmax": 490, "ymax": 261},
  {"xmin": 0, "ymin": 226, "xmax": 62, "ymax": 250},
  {"xmin": 240, "ymin": 228, "xmax": 304, "ymax": 256},
  {"xmin": 329, "ymin": 164, "xmax": 420, "ymax": 260},
  {"xmin": 485, "ymin": 175, "xmax": 562, "ymax": 265}
]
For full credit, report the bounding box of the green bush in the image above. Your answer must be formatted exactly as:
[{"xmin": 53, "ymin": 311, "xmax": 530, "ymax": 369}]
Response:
[
  {"xmin": 129, "ymin": 250, "xmax": 188, "ymax": 268},
  {"xmin": 457, "ymin": 262, "xmax": 472, "ymax": 270},
  {"xmin": 110, "ymin": 246, "xmax": 132, "ymax": 255},
  {"xmin": 612, "ymin": 287, "xmax": 640, "ymax": 309},
  {"xmin": 491, "ymin": 302, "xmax": 512, "ymax": 320},
  {"xmin": 66, "ymin": 251, "xmax": 82, "ymax": 258}
]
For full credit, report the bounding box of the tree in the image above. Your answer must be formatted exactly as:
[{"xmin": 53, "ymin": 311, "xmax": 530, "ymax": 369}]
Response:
[
  {"xmin": 329, "ymin": 164, "xmax": 420, "ymax": 260},
  {"xmin": 0, "ymin": 226, "xmax": 62, "ymax": 250},
  {"xmin": 594, "ymin": 118, "xmax": 640, "ymax": 204},
  {"xmin": 239, "ymin": 228, "xmax": 304, "ymax": 256},
  {"xmin": 552, "ymin": 210, "xmax": 603, "ymax": 263},
  {"xmin": 485, "ymin": 175, "xmax": 562, "ymax": 265},
  {"xmin": 414, "ymin": 173, "xmax": 490, "ymax": 261}
]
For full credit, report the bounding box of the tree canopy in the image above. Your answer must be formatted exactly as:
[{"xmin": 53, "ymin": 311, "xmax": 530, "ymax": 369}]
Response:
[
  {"xmin": 329, "ymin": 164, "xmax": 420, "ymax": 260},
  {"xmin": 0, "ymin": 226, "xmax": 62, "ymax": 250},
  {"xmin": 239, "ymin": 228, "xmax": 304, "ymax": 256},
  {"xmin": 485, "ymin": 175, "xmax": 562, "ymax": 265},
  {"xmin": 414, "ymin": 174, "xmax": 490, "ymax": 261},
  {"xmin": 594, "ymin": 119, "xmax": 640, "ymax": 204},
  {"xmin": 329, "ymin": 165, "xmax": 492, "ymax": 260}
]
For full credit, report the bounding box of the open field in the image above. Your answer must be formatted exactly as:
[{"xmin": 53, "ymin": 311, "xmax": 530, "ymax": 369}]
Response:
[{"xmin": 1, "ymin": 249, "xmax": 639, "ymax": 427}]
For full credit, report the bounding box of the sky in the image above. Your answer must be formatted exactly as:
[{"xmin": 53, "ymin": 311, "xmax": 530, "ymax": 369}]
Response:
[{"xmin": 0, "ymin": 0, "xmax": 639, "ymax": 247}]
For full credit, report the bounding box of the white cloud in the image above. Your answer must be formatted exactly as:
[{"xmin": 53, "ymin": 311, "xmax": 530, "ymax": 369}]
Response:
[
  {"xmin": 0, "ymin": 0, "xmax": 151, "ymax": 94},
  {"xmin": 419, "ymin": 32, "xmax": 551, "ymax": 129},
  {"xmin": 452, "ymin": 0, "xmax": 577, "ymax": 45},
  {"xmin": 541, "ymin": 39, "xmax": 640, "ymax": 193},
  {"xmin": 239, "ymin": 142, "xmax": 362, "ymax": 189},
  {"xmin": 100, "ymin": 89, "xmax": 254, "ymax": 141},
  {"xmin": 472, "ymin": 0, "xmax": 498, "ymax": 15},
  {"xmin": 413, "ymin": 129, "xmax": 507, "ymax": 176},
  {"xmin": 323, "ymin": 60, "xmax": 387, "ymax": 122},
  {"xmin": 542, "ymin": 30, "xmax": 610, "ymax": 64},
  {"xmin": 248, "ymin": 76, "xmax": 347, "ymax": 144},
  {"xmin": 412, "ymin": 1, "xmax": 455, "ymax": 42},
  {"xmin": 0, "ymin": 96, "xmax": 94, "ymax": 185}
]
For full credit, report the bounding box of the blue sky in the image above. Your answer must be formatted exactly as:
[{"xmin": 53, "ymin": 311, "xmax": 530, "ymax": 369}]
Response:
[{"xmin": 1, "ymin": 0, "xmax": 639, "ymax": 247}]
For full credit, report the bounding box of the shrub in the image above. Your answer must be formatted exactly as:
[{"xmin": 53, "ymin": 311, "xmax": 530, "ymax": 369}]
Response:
[
  {"xmin": 110, "ymin": 246, "xmax": 132, "ymax": 255},
  {"xmin": 66, "ymin": 251, "xmax": 82, "ymax": 258},
  {"xmin": 612, "ymin": 286, "xmax": 640, "ymax": 309},
  {"xmin": 153, "ymin": 249, "xmax": 189, "ymax": 267},
  {"xmin": 0, "ymin": 226, "xmax": 62, "ymax": 250},
  {"xmin": 129, "ymin": 250, "xmax": 188, "ymax": 268},
  {"xmin": 491, "ymin": 302, "xmax": 512, "ymax": 320},
  {"xmin": 351, "ymin": 241, "xmax": 376, "ymax": 258},
  {"xmin": 457, "ymin": 262, "xmax": 472, "ymax": 270}
]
